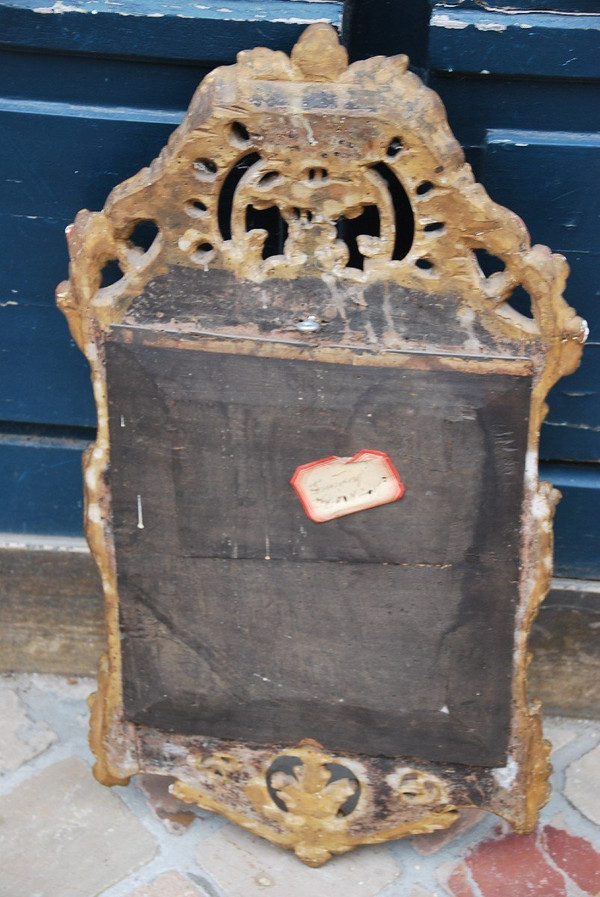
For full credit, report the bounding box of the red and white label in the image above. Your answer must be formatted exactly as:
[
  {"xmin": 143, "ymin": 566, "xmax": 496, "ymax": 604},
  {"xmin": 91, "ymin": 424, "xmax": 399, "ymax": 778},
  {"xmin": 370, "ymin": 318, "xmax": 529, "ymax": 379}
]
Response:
[{"xmin": 290, "ymin": 450, "xmax": 405, "ymax": 524}]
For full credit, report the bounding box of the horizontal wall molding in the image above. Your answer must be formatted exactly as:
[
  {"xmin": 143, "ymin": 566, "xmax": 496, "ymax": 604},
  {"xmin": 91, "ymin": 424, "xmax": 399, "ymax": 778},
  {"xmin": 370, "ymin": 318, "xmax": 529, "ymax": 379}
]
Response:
[{"xmin": 0, "ymin": 0, "xmax": 342, "ymax": 63}]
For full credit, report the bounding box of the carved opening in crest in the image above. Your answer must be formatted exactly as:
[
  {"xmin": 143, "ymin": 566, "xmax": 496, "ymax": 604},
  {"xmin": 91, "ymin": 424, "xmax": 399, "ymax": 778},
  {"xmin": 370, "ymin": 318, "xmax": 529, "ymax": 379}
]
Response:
[
  {"xmin": 127, "ymin": 220, "xmax": 159, "ymax": 255},
  {"xmin": 191, "ymin": 242, "xmax": 216, "ymax": 265},
  {"xmin": 372, "ymin": 162, "xmax": 414, "ymax": 262},
  {"xmin": 337, "ymin": 206, "xmax": 380, "ymax": 270},
  {"xmin": 475, "ymin": 248, "xmax": 534, "ymax": 319},
  {"xmin": 193, "ymin": 157, "xmax": 218, "ymax": 181},
  {"xmin": 230, "ymin": 120, "xmax": 251, "ymax": 147},
  {"xmin": 306, "ymin": 167, "xmax": 328, "ymax": 182},
  {"xmin": 185, "ymin": 199, "xmax": 208, "ymax": 219},
  {"xmin": 508, "ymin": 286, "xmax": 534, "ymax": 319},
  {"xmin": 218, "ymin": 152, "xmax": 261, "ymax": 241},
  {"xmin": 204, "ymin": 133, "xmax": 418, "ymax": 274},
  {"xmin": 99, "ymin": 259, "xmax": 124, "ymax": 289},
  {"xmin": 246, "ymin": 205, "xmax": 289, "ymax": 259},
  {"xmin": 386, "ymin": 136, "xmax": 403, "ymax": 158},
  {"xmin": 423, "ymin": 221, "xmax": 445, "ymax": 234}
]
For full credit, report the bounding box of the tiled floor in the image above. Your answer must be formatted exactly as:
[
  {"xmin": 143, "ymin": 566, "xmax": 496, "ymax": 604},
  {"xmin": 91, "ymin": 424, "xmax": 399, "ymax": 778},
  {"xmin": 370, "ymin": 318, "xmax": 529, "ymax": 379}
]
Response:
[{"xmin": 1, "ymin": 673, "xmax": 599, "ymax": 897}]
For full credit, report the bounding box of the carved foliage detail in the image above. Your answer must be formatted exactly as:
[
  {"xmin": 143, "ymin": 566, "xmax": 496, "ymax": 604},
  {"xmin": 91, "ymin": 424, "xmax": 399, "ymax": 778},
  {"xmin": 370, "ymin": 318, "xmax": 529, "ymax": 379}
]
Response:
[
  {"xmin": 388, "ymin": 768, "xmax": 449, "ymax": 807},
  {"xmin": 248, "ymin": 749, "xmax": 361, "ymax": 826}
]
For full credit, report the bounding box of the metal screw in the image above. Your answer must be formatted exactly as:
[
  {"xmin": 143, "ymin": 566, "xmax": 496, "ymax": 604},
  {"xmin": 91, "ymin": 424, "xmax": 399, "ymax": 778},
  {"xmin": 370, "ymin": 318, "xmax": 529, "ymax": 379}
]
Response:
[{"xmin": 295, "ymin": 315, "xmax": 322, "ymax": 333}]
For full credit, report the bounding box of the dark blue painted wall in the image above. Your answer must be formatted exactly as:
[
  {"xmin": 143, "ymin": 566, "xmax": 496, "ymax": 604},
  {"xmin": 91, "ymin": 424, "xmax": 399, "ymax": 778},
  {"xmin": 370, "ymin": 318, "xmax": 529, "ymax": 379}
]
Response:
[
  {"xmin": 1, "ymin": 0, "xmax": 598, "ymax": 578},
  {"xmin": 429, "ymin": 1, "xmax": 600, "ymax": 577}
]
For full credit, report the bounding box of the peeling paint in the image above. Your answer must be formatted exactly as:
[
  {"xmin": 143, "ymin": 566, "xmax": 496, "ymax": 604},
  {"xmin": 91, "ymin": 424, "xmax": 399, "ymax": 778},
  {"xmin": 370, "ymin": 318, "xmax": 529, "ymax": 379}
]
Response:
[
  {"xmin": 475, "ymin": 21, "xmax": 507, "ymax": 32},
  {"xmin": 33, "ymin": 1, "xmax": 87, "ymax": 12},
  {"xmin": 430, "ymin": 13, "xmax": 469, "ymax": 29}
]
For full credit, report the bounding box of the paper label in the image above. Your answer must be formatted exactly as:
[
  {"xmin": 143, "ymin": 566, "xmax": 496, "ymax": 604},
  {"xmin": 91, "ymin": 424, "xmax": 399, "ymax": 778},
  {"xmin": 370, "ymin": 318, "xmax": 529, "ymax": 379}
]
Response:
[{"xmin": 290, "ymin": 450, "xmax": 405, "ymax": 523}]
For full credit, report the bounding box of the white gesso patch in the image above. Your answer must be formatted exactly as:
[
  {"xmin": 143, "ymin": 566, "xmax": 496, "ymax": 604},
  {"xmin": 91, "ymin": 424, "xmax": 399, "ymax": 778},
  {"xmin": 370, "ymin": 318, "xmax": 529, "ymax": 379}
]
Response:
[
  {"xmin": 493, "ymin": 758, "xmax": 519, "ymax": 789},
  {"xmin": 87, "ymin": 503, "xmax": 102, "ymax": 524}
]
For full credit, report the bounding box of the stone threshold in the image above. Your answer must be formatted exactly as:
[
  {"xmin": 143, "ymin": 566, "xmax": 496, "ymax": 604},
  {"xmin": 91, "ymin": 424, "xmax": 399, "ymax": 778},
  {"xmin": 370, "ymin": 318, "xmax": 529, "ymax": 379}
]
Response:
[{"xmin": 1, "ymin": 536, "xmax": 599, "ymax": 718}]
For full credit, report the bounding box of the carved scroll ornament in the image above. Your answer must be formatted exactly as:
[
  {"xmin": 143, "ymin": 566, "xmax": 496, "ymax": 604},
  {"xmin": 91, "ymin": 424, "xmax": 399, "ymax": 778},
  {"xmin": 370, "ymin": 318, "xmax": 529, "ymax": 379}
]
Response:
[{"xmin": 58, "ymin": 25, "xmax": 586, "ymax": 865}]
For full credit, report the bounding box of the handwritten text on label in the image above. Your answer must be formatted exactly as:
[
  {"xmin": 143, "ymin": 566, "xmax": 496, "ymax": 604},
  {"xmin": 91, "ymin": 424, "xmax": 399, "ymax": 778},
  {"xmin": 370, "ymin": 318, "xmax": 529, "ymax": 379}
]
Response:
[{"xmin": 290, "ymin": 450, "xmax": 405, "ymax": 523}]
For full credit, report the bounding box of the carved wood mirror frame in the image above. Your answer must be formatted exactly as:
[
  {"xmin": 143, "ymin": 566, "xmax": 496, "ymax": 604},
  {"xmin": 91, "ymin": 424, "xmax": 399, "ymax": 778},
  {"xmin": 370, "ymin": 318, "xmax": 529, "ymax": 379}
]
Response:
[{"xmin": 57, "ymin": 25, "xmax": 586, "ymax": 866}]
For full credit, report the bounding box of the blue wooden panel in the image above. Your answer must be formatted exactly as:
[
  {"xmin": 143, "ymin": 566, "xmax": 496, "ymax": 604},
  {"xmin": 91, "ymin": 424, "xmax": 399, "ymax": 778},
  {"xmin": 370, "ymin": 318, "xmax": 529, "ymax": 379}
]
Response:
[
  {"xmin": 484, "ymin": 130, "xmax": 600, "ymax": 254},
  {"xmin": 430, "ymin": 7, "xmax": 600, "ymax": 79},
  {"xmin": 0, "ymin": 435, "xmax": 88, "ymax": 535},
  {"xmin": 345, "ymin": 0, "xmax": 430, "ymax": 75},
  {"xmin": 0, "ymin": 304, "xmax": 95, "ymax": 427},
  {"xmin": 437, "ymin": 0, "xmax": 596, "ymax": 10},
  {"xmin": 0, "ymin": 50, "xmax": 208, "ymax": 111},
  {"xmin": 0, "ymin": 105, "xmax": 179, "ymax": 219},
  {"xmin": 559, "ymin": 252, "xmax": 600, "ymax": 345},
  {"xmin": 0, "ymin": 0, "xmax": 342, "ymax": 62},
  {"xmin": 542, "ymin": 463, "xmax": 600, "ymax": 580},
  {"xmin": 542, "ymin": 346, "xmax": 600, "ymax": 463},
  {"xmin": 540, "ymin": 252, "xmax": 600, "ymax": 459},
  {"xmin": 430, "ymin": 76, "xmax": 600, "ymax": 149},
  {"xmin": 482, "ymin": 131, "xmax": 600, "ymax": 463},
  {"xmin": 1, "ymin": 215, "xmax": 70, "ymax": 307}
]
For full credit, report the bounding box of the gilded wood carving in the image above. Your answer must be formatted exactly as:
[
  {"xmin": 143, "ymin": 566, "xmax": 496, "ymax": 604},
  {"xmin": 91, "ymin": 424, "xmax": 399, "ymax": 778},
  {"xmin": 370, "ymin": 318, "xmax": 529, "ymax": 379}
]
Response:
[{"xmin": 57, "ymin": 25, "xmax": 586, "ymax": 865}]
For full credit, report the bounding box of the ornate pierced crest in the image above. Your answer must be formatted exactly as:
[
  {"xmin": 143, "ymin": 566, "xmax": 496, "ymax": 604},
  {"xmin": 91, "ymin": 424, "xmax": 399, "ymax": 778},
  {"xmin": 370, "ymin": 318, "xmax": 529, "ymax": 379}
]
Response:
[{"xmin": 58, "ymin": 25, "xmax": 585, "ymax": 865}]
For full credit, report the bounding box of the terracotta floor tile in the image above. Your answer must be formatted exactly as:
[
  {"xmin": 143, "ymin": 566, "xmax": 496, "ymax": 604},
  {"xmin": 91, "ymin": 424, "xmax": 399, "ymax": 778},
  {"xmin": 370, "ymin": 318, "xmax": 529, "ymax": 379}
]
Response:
[
  {"xmin": 412, "ymin": 809, "xmax": 485, "ymax": 856},
  {"xmin": 542, "ymin": 825, "xmax": 600, "ymax": 896},
  {"xmin": 466, "ymin": 832, "xmax": 568, "ymax": 897},
  {"xmin": 444, "ymin": 864, "xmax": 479, "ymax": 897},
  {"xmin": 126, "ymin": 872, "xmax": 203, "ymax": 897}
]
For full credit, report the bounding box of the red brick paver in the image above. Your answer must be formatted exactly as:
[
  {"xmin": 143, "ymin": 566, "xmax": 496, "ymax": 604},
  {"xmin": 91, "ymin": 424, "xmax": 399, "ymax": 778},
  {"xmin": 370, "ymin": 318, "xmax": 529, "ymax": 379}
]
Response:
[
  {"xmin": 466, "ymin": 831, "xmax": 568, "ymax": 897},
  {"xmin": 542, "ymin": 825, "xmax": 600, "ymax": 896},
  {"xmin": 443, "ymin": 825, "xmax": 600, "ymax": 897},
  {"xmin": 444, "ymin": 864, "xmax": 478, "ymax": 897}
]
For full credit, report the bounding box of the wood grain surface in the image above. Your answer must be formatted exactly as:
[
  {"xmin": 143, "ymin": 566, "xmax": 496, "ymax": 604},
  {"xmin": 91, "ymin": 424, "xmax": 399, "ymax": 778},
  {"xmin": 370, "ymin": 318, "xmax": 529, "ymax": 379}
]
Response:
[{"xmin": 107, "ymin": 323, "xmax": 530, "ymax": 765}]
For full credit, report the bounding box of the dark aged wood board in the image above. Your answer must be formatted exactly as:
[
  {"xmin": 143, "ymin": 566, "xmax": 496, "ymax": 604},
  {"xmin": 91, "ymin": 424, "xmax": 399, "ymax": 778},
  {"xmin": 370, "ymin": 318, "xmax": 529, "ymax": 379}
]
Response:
[
  {"xmin": 120, "ymin": 268, "xmax": 531, "ymax": 359},
  {"xmin": 106, "ymin": 327, "xmax": 531, "ymax": 766}
]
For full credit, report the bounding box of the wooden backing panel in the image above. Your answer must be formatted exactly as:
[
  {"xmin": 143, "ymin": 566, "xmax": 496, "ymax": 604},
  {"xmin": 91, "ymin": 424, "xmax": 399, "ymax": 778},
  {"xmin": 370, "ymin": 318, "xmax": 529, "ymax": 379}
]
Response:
[
  {"xmin": 105, "ymin": 334, "xmax": 531, "ymax": 765},
  {"xmin": 106, "ymin": 338, "xmax": 530, "ymax": 567},
  {"xmin": 121, "ymin": 269, "xmax": 527, "ymax": 358},
  {"xmin": 119, "ymin": 556, "xmax": 516, "ymax": 766},
  {"xmin": 2, "ymin": 540, "xmax": 598, "ymax": 724}
]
